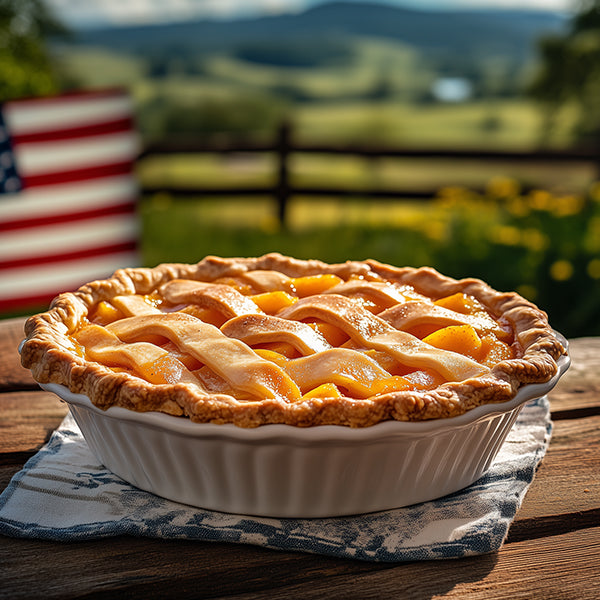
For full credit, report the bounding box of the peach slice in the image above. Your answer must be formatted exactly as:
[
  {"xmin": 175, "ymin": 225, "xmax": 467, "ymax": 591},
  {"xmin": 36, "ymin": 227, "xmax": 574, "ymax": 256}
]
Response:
[
  {"xmin": 290, "ymin": 274, "xmax": 343, "ymax": 297},
  {"xmin": 250, "ymin": 291, "xmax": 298, "ymax": 314},
  {"xmin": 423, "ymin": 324, "xmax": 483, "ymax": 360}
]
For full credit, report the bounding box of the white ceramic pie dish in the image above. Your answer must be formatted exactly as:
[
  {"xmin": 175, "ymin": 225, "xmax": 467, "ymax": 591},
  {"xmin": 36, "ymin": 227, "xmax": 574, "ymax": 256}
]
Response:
[{"xmin": 36, "ymin": 334, "xmax": 570, "ymax": 519}]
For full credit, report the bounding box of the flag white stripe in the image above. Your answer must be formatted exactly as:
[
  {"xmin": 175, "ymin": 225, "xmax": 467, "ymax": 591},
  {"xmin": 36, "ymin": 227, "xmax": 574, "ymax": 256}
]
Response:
[
  {"xmin": 0, "ymin": 252, "xmax": 139, "ymax": 300},
  {"xmin": 4, "ymin": 95, "xmax": 133, "ymax": 135},
  {"xmin": 0, "ymin": 215, "xmax": 139, "ymax": 261},
  {"xmin": 0, "ymin": 175, "xmax": 137, "ymax": 221},
  {"xmin": 14, "ymin": 132, "xmax": 140, "ymax": 176},
  {"xmin": 0, "ymin": 175, "xmax": 139, "ymax": 223}
]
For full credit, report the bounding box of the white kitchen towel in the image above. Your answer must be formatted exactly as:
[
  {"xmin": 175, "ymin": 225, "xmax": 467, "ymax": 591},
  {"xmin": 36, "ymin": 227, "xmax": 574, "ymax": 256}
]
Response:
[{"xmin": 0, "ymin": 397, "xmax": 552, "ymax": 562}]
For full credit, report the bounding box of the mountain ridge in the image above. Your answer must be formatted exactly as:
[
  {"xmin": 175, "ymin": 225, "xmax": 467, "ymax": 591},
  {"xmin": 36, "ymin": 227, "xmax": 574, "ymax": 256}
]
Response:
[{"xmin": 70, "ymin": 1, "xmax": 567, "ymax": 61}]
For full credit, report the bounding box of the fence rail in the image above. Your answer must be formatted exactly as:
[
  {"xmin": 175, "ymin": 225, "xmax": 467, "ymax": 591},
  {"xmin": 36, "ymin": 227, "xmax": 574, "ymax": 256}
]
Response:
[{"xmin": 138, "ymin": 122, "xmax": 600, "ymax": 226}]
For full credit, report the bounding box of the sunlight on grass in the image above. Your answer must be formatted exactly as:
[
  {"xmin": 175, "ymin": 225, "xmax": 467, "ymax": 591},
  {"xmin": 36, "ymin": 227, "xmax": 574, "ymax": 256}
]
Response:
[
  {"xmin": 202, "ymin": 37, "xmax": 419, "ymax": 99},
  {"xmin": 59, "ymin": 47, "xmax": 146, "ymax": 88},
  {"xmin": 137, "ymin": 153, "xmax": 276, "ymax": 187},
  {"xmin": 294, "ymin": 100, "xmax": 576, "ymax": 148},
  {"xmin": 286, "ymin": 198, "xmax": 438, "ymax": 230},
  {"xmin": 137, "ymin": 145, "xmax": 596, "ymax": 201}
]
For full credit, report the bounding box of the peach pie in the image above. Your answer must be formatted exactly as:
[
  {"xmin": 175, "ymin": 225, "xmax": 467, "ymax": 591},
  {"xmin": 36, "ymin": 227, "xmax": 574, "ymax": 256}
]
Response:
[{"xmin": 20, "ymin": 253, "xmax": 566, "ymax": 427}]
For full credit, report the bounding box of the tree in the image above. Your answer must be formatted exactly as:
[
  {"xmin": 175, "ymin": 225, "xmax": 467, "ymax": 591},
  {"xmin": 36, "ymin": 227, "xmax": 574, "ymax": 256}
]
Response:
[
  {"xmin": 529, "ymin": 1, "xmax": 600, "ymax": 146},
  {"xmin": 0, "ymin": 0, "xmax": 69, "ymax": 100}
]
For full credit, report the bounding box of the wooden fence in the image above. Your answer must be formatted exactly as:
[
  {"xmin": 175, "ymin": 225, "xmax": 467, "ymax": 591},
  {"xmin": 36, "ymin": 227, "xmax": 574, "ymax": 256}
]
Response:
[{"xmin": 138, "ymin": 122, "xmax": 600, "ymax": 226}]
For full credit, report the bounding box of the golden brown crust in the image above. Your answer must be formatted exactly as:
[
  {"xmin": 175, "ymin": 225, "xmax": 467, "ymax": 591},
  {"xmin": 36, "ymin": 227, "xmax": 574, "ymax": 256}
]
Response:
[{"xmin": 20, "ymin": 253, "xmax": 566, "ymax": 427}]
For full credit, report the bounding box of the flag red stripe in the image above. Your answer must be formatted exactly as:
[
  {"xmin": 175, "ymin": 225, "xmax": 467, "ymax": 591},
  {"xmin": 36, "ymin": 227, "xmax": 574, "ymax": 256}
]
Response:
[
  {"xmin": 0, "ymin": 241, "xmax": 138, "ymax": 271},
  {"xmin": 21, "ymin": 160, "xmax": 136, "ymax": 188},
  {"xmin": 0, "ymin": 202, "xmax": 136, "ymax": 233},
  {"xmin": 11, "ymin": 117, "xmax": 135, "ymax": 145}
]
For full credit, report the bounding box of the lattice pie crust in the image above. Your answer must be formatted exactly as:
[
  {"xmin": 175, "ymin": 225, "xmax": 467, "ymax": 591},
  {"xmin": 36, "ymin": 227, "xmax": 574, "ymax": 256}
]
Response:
[{"xmin": 20, "ymin": 254, "xmax": 566, "ymax": 427}]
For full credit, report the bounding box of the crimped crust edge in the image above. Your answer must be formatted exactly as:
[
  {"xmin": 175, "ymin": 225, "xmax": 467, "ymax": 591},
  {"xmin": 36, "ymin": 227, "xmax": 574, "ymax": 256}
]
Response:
[{"xmin": 20, "ymin": 253, "xmax": 566, "ymax": 427}]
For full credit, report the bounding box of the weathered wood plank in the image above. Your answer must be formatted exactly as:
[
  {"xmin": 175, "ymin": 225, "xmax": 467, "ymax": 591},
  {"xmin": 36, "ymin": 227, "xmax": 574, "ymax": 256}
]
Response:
[
  {"xmin": 515, "ymin": 416, "xmax": 600, "ymax": 521},
  {"xmin": 0, "ymin": 526, "xmax": 598, "ymax": 600},
  {"xmin": 0, "ymin": 391, "xmax": 67, "ymax": 453},
  {"xmin": 0, "ymin": 458, "xmax": 33, "ymax": 487},
  {"xmin": 0, "ymin": 318, "xmax": 37, "ymax": 391},
  {"xmin": 548, "ymin": 337, "xmax": 600, "ymax": 415}
]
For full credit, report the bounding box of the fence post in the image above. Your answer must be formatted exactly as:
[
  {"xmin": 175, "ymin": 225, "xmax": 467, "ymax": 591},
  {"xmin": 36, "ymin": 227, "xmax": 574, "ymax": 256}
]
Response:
[
  {"xmin": 595, "ymin": 138, "xmax": 600, "ymax": 183},
  {"xmin": 275, "ymin": 121, "xmax": 291, "ymax": 227}
]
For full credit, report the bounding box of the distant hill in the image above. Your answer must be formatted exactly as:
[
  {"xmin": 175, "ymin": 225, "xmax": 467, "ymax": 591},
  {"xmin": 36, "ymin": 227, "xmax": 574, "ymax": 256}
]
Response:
[{"xmin": 71, "ymin": 1, "xmax": 567, "ymax": 62}]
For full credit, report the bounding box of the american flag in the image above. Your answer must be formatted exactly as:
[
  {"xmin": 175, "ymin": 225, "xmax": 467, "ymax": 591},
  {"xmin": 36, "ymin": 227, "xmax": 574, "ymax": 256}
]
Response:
[{"xmin": 0, "ymin": 89, "xmax": 141, "ymax": 314}]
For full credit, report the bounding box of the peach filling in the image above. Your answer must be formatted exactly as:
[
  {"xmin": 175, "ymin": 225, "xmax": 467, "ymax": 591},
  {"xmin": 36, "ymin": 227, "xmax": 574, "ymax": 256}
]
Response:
[{"xmin": 77, "ymin": 273, "xmax": 514, "ymax": 403}]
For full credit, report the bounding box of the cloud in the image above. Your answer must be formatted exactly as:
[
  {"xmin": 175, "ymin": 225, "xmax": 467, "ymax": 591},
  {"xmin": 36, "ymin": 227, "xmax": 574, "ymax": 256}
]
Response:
[
  {"xmin": 45, "ymin": 0, "xmax": 304, "ymax": 27},
  {"xmin": 45, "ymin": 0, "xmax": 573, "ymax": 28},
  {"xmin": 438, "ymin": 0, "xmax": 571, "ymax": 9}
]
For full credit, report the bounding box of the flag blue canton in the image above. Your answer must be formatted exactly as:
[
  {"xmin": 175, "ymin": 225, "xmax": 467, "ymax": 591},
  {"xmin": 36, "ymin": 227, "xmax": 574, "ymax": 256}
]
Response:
[{"xmin": 0, "ymin": 108, "xmax": 22, "ymax": 194}]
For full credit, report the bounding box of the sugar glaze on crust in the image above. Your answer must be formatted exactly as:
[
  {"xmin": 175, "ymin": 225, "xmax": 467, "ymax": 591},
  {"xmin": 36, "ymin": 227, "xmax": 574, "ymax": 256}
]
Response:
[{"xmin": 20, "ymin": 253, "xmax": 566, "ymax": 427}]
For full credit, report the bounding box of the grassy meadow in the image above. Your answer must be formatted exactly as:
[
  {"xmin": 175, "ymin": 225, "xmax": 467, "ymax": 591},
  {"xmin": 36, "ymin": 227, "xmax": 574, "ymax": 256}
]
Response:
[{"xmin": 58, "ymin": 38, "xmax": 578, "ymax": 149}]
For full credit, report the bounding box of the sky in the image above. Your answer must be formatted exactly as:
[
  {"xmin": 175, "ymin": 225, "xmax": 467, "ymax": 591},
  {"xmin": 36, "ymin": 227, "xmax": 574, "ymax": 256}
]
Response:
[{"xmin": 45, "ymin": 0, "xmax": 574, "ymax": 28}]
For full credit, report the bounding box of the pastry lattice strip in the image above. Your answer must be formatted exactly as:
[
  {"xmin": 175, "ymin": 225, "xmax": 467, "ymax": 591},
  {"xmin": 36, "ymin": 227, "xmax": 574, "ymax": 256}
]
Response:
[
  {"xmin": 279, "ymin": 294, "xmax": 489, "ymax": 381},
  {"xmin": 107, "ymin": 313, "xmax": 302, "ymax": 401},
  {"xmin": 83, "ymin": 274, "xmax": 506, "ymax": 402},
  {"xmin": 379, "ymin": 300, "xmax": 511, "ymax": 340}
]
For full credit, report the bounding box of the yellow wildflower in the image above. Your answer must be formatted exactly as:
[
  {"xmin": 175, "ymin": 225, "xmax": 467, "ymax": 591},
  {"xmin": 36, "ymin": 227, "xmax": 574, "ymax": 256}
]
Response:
[
  {"xmin": 552, "ymin": 195, "xmax": 584, "ymax": 218},
  {"xmin": 589, "ymin": 182, "xmax": 600, "ymax": 203},
  {"xmin": 507, "ymin": 196, "xmax": 530, "ymax": 217},
  {"xmin": 585, "ymin": 217, "xmax": 600, "ymax": 253},
  {"xmin": 486, "ymin": 176, "xmax": 520, "ymax": 199},
  {"xmin": 522, "ymin": 228, "xmax": 548, "ymax": 252},
  {"xmin": 425, "ymin": 220, "xmax": 447, "ymax": 242},
  {"xmin": 528, "ymin": 189, "xmax": 553, "ymax": 211},
  {"xmin": 436, "ymin": 186, "xmax": 470, "ymax": 209},
  {"xmin": 491, "ymin": 225, "xmax": 521, "ymax": 246},
  {"xmin": 587, "ymin": 259, "xmax": 600, "ymax": 279},
  {"xmin": 550, "ymin": 260, "xmax": 574, "ymax": 281}
]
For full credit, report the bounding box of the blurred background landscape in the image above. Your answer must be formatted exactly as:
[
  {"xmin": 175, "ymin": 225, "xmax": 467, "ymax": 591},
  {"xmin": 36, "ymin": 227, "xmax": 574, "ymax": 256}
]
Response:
[{"xmin": 2, "ymin": 0, "xmax": 600, "ymax": 337}]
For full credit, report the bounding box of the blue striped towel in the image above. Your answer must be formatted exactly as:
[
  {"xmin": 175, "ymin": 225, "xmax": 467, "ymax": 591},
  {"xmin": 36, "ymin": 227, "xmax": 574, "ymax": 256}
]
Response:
[{"xmin": 0, "ymin": 397, "xmax": 551, "ymax": 562}]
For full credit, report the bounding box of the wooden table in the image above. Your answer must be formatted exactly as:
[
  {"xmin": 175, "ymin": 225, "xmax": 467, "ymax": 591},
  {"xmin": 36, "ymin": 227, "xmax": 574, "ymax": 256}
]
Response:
[{"xmin": 1, "ymin": 316, "xmax": 599, "ymax": 599}]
